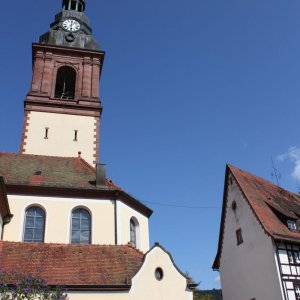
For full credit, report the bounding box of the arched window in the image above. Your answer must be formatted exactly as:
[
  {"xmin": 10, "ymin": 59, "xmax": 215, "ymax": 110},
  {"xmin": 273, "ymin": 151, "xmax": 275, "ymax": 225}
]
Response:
[
  {"xmin": 23, "ymin": 206, "xmax": 45, "ymax": 243},
  {"xmin": 71, "ymin": 208, "xmax": 91, "ymax": 244},
  {"xmin": 55, "ymin": 66, "xmax": 76, "ymax": 100},
  {"xmin": 130, "ymin": 218, "xmax": 138, "ymax": 248}
]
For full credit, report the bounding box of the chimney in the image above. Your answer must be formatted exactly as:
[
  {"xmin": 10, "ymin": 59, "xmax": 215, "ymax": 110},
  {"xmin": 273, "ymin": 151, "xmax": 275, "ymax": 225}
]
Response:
[{"xmin": 96, "ymin": 164, "xmax": 106, "ymax": 187}]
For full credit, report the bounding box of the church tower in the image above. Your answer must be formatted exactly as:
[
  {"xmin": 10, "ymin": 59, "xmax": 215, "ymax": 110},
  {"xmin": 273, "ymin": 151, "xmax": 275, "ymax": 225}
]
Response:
[{"xmin": 20, "ymin": 0, "xmax": 104, "ymax": 166}]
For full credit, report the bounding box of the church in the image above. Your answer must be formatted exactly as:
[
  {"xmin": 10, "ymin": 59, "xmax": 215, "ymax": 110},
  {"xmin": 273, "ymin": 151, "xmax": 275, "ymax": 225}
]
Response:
[{"xmin": 0, "ymin": 1, "xmax": 197, "ymax": 299}]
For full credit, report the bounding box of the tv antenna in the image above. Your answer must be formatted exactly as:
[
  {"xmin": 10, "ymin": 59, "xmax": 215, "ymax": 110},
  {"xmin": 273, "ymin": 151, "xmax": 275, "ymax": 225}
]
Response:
[{"xmin": 271, "ymin": 156, "xmax": 281, "ymax": 187}]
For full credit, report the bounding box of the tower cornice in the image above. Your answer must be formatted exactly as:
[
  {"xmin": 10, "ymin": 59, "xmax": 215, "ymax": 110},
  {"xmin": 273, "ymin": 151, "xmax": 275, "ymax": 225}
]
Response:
[{"xmin": 31, "ymin": 43, "xmax": 105, "ymax": 65}]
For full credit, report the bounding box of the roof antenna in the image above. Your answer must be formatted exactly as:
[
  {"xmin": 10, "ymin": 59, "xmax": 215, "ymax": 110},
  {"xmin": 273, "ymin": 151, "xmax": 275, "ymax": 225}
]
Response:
[{"xmin": 271, "ymin": 156, "xmax": 281, "ymax": 187}]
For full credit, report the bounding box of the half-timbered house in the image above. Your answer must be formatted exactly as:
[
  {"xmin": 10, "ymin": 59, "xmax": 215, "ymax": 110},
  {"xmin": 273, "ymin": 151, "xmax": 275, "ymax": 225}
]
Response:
[{"xmin": 213, "ymin": 165, "xmax": 300, "ymax": 300}]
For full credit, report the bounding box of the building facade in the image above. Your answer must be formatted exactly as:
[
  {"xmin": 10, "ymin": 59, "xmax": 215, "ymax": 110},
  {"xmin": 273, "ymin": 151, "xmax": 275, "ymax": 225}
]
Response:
[
  {"xmin": 0, "ymin": 1, "xmax": 197, "ymax": 298},
  {"xmin": 213, "ymin": 165, "xmax": 300, "ymax": 300}
]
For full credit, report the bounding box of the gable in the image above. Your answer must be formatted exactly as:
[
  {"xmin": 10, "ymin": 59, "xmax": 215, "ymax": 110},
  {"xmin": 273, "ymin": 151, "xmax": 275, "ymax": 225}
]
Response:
[
  {"xmin": 130, "ymin": 244, "xmax": 197, "ymax": 298},
  {"xmin": 213, "ymin": 164, "xmax": 300, "ymax": 270}
]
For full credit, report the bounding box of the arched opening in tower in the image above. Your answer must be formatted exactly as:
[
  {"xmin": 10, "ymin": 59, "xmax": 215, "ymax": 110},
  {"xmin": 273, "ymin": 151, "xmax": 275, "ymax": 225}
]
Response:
[
  {"xmin": 55, "ymin": 66, "xmax": 76, "ymax": 100},
  {"xmin": 62, "ymin": 0, "xmax": 85, "ymax": 12}
]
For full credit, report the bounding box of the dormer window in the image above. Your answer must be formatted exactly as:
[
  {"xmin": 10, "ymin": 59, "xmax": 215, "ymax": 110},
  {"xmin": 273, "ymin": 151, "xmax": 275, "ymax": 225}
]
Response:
[{"xmin": 287, "ymin": 220, "xmax": 297, "ymax": 231}]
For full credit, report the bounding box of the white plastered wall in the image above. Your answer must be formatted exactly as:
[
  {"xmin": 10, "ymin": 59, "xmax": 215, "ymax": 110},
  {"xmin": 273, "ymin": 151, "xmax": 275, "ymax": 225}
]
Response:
[
  {"xmin": 129, "ymin": 246, "xmax": 193, "ymax": 300},
  {"xmin": 23, "ymin": 111, "xmax": 97, "ymax": 166},
  {"xmin": 4, "ymin": 195, "xmax": 115, "ymax": 244},
  {"xmin": 117, "ymin": 201, "xmax": 150, "ymax": 252},
  {"xmin": 64, "ymin": 246, "xmax": 193, "ymax": 300},
  {"xmin": 3, "ymin": 195, "xmax": 150, "ymax": 249},
  {"xmin": 219, "ymin": 176, "xmax": 284, "ymax": 300}
]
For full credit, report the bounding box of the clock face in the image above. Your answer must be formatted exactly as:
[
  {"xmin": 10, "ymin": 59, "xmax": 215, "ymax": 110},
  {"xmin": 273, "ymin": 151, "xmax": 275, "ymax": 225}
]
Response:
[{"xmin": 62, "ymin": 19, "xmax": 80, "ymax": 32}]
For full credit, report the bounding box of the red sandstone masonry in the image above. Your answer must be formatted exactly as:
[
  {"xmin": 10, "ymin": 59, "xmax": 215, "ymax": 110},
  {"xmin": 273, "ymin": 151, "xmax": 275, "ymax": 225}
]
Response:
[
  {"xmin": 19, "ymin": 111, "xmax": 31, "ymax": 153},
  {"xmin": 93, "ymin": 117, "xmax": 100, "ymax": 165}
]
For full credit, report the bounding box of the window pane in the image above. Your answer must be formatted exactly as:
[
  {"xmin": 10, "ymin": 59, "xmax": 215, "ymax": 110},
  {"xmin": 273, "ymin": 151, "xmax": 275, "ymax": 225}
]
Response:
[
  {"xmin": 35, "ymin": 208, "xmax": 45, "ymax": 218},
  {"xmin": 81, "ymin": 219, "xmax": 90, "ymax": 230},
  {"xmin": 26, "ymin": 216, "xmax": 35, "ymax": 227},
  {"xmin": 81, "ymin": 210, "xmax": 90, "ymax": 220},
  {"xmin": 24, "ymin": 229, "xmax": 34, "ymax": 241},
  {"xmin": 26, "ymin": 208, "xmax": 36, "ymax": 217},
  {"xmin": 35, "ymin": 217, "xmax": 44, "ymax": 228},
  {"xmin": 34, "ymin": 229, "xmax": 44, "ymax": 240},
  {"xmin": 72, "ymin": 230, "xmax": 80, "ymax": 243},
  {"xmin": 72, "ymin": 218, "xmax": 80, "ymax": 230},
  {"xmin": 81, "ymin": 231, "xmax": 90, "ymax": 243},
  {"xmin": 72, "ymin": 210, "xmax": 80, "ymax": 218}
]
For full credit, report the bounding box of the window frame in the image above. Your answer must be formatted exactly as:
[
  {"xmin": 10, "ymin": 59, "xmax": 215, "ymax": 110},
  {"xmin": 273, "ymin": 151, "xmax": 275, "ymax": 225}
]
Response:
[
  {"xmin": 70, "ymin": 207, "xmax": 92, "ymax": 244},
  {"xmin": 23, "ymin": 205, "xmax": 46, "ymax": 243},
  {"xmin": 130, "ymin": 218, "xmax": 137, "ymax": 247},
  {"xmin": 287, "ymin": 220, "xmax": 297, "ymax": 231},
  {"xmin": 236, "ymin": 228, "xmax": 243, "ymax": 245},
  {"xmin": 129, "ymin": 217, "xmax": 140, "ymax": 249}
]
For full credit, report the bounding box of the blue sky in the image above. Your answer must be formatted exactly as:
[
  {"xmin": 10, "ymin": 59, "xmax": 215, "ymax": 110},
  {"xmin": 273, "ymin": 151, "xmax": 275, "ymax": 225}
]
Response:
[{"xmin": 1, "ymin": 0, "xmax": 300, "ymax": 290}]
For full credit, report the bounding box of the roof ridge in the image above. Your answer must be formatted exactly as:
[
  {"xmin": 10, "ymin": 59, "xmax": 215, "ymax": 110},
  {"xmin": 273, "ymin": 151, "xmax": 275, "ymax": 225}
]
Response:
[
  {"xmin": 78, "ymin": 156, "xmax": 96, "ymax": 172},
  {"xmin": 77, "ymin": 156, "xmax": 123, "ymax": 191},
  {"xmin": 228, "ymin": 164, "xmax": 300, "ymax": 198}
]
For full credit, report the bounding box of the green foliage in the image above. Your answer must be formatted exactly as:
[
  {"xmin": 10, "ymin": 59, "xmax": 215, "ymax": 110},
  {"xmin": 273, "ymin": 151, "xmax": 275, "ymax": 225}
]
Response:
[
  {"xmin": 194, "ymin": 289, "xmax": 222, "ymax": 300},
  {"xmin": 0, "ymin": 270, "xmax": 68, "ymax": 300}
]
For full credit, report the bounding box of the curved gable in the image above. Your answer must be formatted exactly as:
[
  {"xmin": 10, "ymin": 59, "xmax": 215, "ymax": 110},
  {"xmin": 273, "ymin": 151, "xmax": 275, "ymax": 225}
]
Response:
[{"xmin": 130, "ymin": 243, "xmax": 197, "ymax": 299}]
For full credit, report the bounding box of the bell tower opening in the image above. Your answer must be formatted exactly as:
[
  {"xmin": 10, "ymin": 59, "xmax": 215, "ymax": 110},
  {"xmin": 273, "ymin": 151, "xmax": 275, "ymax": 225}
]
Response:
[
  {"xmin": 62, "ymin": 0, "xmax": 85, "ymax": 12},
  {"xmin": 55, "ymin": 66, "xmax": 76, "ymax": 100}
]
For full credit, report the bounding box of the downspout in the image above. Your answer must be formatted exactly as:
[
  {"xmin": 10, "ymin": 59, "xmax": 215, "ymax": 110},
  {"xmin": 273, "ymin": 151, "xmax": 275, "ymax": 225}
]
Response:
[
  {"xmin": 114, "ymin": 192, "xmax": 119, "ymax": 245},
  {"xmin": 1, "ymin": 214, "xmax": 13, "ymax": 240}
]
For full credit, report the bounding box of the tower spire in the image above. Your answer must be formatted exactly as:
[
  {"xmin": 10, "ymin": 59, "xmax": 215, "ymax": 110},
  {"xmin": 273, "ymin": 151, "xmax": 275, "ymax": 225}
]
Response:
[{"xmin": 39, "ymin": 0, "xmax": 99, "ymax": 50}]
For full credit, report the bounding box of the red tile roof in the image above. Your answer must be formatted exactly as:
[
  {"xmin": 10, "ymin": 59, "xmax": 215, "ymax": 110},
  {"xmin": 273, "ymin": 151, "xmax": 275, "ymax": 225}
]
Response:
[
  {"xmin": 0, "ymin": 241, "xmax": 144, "ymax": 289},
  {"xmin": 213, "ymin": 165, "xmax": 300, "ymax": 269},
  {"xmin": 0, "ymin": 152, "xmax": 152, "ymax": 217},
  {"xmin": 0, "ymin": 152, "xmax": 119, "ymax": 190}
]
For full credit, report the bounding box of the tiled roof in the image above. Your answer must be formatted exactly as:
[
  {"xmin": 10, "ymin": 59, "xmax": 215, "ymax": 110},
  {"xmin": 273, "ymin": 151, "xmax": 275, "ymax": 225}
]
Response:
[
  {"xmin": 229, "ymin": 165, "xmax": 300, "ymax": 241},
  {"xmin": 0, "ymin": 241, "xmax": 144, "ymax": 288},
  {"xmin": 0, "ymin": 152, "xmax": 119, "ymax": 190},
  {"xmin": 213, "ymin": 164, "xmax": 300, "ymax": 269},
  {"xmin": 0, "ymin": 152, "xmax": 153, "ymax": 217}
]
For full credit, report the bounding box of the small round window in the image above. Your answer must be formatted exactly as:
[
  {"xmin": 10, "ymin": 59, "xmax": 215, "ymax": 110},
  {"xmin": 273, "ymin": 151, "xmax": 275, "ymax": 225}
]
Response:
[{"xmin": 155, "ymin": 267, "xmax": 164, "ymax": 281}]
